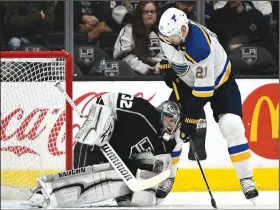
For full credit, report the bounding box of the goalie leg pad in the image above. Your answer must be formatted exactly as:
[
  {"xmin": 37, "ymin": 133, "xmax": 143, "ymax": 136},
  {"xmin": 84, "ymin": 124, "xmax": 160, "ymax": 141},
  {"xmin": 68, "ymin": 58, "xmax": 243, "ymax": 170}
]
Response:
[
  {"xmin": 74, "ymin": 103, "xmax": 115, "ymax": 146},
  {"xmin": 35, "ymin": 167, "xmax": 130, "ymax": 208},
  {"xmin": 131, "ymin": 170, "xmax": 157, "ymax": 206},
  {"xmin": 116, "ymin": 170, "xmax": 158, "ymax": 207}
]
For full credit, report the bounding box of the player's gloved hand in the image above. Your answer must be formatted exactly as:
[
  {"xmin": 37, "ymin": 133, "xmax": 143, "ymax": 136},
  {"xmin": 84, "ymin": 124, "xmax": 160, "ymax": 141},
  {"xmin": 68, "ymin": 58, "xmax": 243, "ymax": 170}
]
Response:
[
  {"xmin": 134, "ymin": 152, "xmax": 172, "ymax": 173},
  {"xmin": 159, "ymin": 59, "xmax": 179, "ymax": 88},
  {"xmin": 179, "ymin": 114, "xmax": 201, "ymax": 143}
]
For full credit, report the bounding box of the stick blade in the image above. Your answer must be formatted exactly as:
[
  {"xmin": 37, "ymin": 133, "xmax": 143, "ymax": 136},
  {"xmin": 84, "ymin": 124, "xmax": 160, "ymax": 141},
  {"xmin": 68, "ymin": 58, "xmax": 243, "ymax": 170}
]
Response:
[
  {"xmin": 126, "ymin": 169, "xmax": 171, "ymax": 192},
  {"xmin": 211, "ymin": 198, "xmax": 217, "ymax": 209}
]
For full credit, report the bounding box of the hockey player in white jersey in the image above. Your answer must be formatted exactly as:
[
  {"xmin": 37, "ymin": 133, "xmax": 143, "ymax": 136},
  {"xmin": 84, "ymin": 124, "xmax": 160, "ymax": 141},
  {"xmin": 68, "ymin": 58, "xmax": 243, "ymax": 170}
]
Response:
[
  {"xmin": 158, "ymin": 8, "xmax": 258, "ymax": 200},
  {"xmin": 27, "ymin": 92, "xmax": 183, "ymax": 208}
]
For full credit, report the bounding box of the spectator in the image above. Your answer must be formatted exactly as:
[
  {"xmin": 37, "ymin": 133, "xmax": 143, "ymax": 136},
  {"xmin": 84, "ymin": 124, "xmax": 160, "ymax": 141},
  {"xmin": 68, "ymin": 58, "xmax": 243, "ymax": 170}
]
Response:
[
  {"xmin": 207, "ymin": 1, "xmax": 276, "ymax": 58},
  {"xmin": 113, "ymin": 1, "xmax": 163, "ymax": 75},
  {"xmin": 55, "ymin": 1, "xmax": 134, "ymax": 44},
  {"xmin": 214, "ymin": 1, "xmax": 272, "ymax": 15},
  {"xmin": 111, "ymin": 0, "xmax": 139, "ymax": 26},
  {"xmin": 213, "ymin": 1, "xmax": 272, "ymax": 23},
  {"xmin": 158, "ymin": 1, "xmax": 197, "ymax": 20},
  {"xmin": 4, "ymin": 1, "xmax": 56, "ymax": 51},
  {"xmin": 112, "ymin": 1, "xmax": 198, "ymax": 26},
  {"xmin": 74, "ymin": 1, "xmax": 115, "ymax": 43}
]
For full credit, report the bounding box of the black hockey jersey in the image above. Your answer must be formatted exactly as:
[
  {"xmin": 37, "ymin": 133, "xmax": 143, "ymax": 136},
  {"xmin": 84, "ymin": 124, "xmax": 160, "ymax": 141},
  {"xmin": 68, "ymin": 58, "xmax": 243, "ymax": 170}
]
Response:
[
  {"xmin": 97, "ymin": 92, "xmax": 177, "ymax": 161},
  {"xmin": 74, "ymin": 92, "xmax": 181, "ymax": 178}
]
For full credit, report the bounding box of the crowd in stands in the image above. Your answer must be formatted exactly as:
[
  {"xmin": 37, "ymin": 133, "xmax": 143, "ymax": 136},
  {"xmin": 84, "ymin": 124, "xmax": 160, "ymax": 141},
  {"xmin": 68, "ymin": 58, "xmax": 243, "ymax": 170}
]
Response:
[{"xmin": 0, "ymin": 1, "xmax": 278, "ymax": 77}]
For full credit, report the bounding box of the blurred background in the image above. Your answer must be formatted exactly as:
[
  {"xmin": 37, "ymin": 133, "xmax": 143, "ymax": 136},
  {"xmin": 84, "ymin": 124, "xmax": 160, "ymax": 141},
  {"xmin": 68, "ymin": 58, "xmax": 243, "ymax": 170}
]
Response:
[{"xmin": 0, "ymin": 0, "xmax": 279, "ymax": 79}]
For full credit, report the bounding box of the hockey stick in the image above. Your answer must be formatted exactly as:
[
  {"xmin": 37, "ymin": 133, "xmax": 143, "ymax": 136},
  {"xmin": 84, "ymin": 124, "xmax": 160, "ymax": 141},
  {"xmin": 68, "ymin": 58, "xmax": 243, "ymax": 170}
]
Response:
[
  {"xmin": 172, "ymin": 81, "xmax": 217, "ymax": 209},
  {"xmin": 55, "ymin": 81, "xmax": 171, "ymax": 192}
]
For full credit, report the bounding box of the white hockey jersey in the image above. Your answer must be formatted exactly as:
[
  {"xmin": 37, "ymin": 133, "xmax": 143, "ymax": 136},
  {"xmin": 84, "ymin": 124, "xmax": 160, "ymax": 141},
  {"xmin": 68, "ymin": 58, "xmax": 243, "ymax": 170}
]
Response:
[
  {"xmin": 159, "ymin": 20, "xmax": 231, "ymax": 98},
  {"xmin": 114, "ymin": 24, "xmax": 164, "ymax": 75}
]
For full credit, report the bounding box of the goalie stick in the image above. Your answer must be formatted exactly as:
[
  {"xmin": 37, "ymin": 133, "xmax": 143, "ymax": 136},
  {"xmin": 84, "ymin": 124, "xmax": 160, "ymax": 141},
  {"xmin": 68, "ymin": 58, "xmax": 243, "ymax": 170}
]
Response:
[{"xmin": 54, "ymin": 81, "xmax": 171, "ymax": 192}]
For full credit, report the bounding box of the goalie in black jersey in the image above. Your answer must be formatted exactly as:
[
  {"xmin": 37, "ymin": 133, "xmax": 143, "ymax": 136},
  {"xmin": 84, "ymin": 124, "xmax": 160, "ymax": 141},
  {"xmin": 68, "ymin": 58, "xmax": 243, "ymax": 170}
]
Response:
[{"xmin": 27, "ymin": 92, "xmax": 183, "ymax": 208}]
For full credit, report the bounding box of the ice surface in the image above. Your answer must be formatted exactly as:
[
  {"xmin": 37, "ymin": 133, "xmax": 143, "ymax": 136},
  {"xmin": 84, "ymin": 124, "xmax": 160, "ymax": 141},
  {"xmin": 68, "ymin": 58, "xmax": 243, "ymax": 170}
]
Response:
[{"xmin": 1, "ymin": 191, "xmax": 278, "ymax": 209}]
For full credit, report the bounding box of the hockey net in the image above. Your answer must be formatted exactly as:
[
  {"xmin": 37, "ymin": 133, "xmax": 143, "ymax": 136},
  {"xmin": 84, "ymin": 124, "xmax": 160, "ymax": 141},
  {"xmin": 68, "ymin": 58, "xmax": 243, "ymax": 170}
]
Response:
[{"xmin": 0, "ymin": 51, "xmax": 73, "ymax": 200}]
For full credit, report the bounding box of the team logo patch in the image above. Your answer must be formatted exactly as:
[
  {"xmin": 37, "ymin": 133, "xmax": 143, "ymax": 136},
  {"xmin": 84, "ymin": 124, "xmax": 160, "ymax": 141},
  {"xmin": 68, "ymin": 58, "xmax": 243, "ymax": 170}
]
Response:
[
  {"xmin": 129, "ymin": 137, "xmax": 154, "ymax": 159},
  {"xmin": 79, "ymin": 47, "xmax": 94, "ymax": 65},
  {"xmin": 104, "ymin": 61, "xmax": 119, "ymax": 76},
  {"xmin": 241, "ymin": 47, "xmax": 257, "ymax": 65}
]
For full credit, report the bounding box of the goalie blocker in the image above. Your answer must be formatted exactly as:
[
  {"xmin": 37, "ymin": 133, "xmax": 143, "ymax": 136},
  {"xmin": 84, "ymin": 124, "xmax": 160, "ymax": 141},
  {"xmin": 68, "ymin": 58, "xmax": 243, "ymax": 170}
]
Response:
[{"xmin": 28, "ymin": 92, "xmax": 183, "ymax": 208}]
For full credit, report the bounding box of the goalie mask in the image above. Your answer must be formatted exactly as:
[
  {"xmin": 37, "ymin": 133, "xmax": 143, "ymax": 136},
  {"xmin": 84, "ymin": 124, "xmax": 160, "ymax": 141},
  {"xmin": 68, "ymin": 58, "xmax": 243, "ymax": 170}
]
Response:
[{"xmin": 157, "ymin": 101, "xmax": 181, "ymax": 141}]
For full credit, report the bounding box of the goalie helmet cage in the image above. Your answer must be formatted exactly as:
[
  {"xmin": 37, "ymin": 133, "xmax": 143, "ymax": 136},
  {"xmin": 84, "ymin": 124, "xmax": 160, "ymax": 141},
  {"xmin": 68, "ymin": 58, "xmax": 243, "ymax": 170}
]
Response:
[{"xmin": 0, "ymin": 51, "xmax": 73, "ymax": 200}]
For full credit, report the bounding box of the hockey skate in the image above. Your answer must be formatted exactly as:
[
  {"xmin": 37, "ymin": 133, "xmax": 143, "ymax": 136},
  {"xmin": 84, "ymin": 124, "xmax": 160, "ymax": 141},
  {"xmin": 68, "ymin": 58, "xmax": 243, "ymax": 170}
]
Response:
[
  {"xmin": 240, "ymin": 177, "xmax": 259, "ymax": 203},
  {"xmin": 21, "ymin": 187, "xmax": 49, "ymax": 208}
]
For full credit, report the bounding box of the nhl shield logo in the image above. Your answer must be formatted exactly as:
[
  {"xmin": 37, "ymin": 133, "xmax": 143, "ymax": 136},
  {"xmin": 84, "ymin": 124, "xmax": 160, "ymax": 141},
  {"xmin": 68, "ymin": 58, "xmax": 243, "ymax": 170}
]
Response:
[
  {"xmin": 104, "ymin": 61, "xmax": 119, "ymax": 76},
  {"xmin": 79, "ymin": 47, "xmax": 94, "ymax": 65},
  {"xmin": 241, "ymin": 47, "xmax": 257, "ymax": 65}
]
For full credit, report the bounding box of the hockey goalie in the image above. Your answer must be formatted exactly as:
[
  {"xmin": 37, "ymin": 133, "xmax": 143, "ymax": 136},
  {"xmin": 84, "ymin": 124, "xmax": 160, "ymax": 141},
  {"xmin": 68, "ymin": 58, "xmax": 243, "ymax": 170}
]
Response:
[{"xmin": 27, "ymin": 92, "xmax": 183, "ymax": 208}]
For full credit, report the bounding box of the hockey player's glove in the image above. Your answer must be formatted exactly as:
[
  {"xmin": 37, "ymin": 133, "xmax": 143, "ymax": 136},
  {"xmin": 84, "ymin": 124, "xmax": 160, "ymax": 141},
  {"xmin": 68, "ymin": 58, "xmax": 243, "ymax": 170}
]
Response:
[
  {"xmin": 159, "ymin": 59, "xmax": 179, "ymax": 89},
  {"xmin": 180, "ymin": 115, "xmax": 201, "ymax": 142},
  {"xmin": 134, "ymin": 152, "xmax": 172, "ymax": 173}
]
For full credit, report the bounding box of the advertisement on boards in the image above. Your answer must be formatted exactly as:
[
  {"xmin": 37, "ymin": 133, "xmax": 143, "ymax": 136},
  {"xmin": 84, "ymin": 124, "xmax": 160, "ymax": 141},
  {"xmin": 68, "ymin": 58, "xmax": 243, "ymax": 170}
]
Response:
[
  {"xmin": 1, "ymin": 79, "xmax": 278, "ymax": 190},
  {"xmin": 72, "ymin": 80, "xmax": 279, "ymax": 168},
  {"xmin": 242, "ymin": 83, "xmax": 278, "ymax": 160}
]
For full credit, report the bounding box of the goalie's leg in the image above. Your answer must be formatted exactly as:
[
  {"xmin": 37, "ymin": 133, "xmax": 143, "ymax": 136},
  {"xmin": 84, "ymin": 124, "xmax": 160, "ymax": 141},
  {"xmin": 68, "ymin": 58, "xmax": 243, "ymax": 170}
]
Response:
[{"xmin": 30, "ymin": 164, "xmax": 130, "ymax": 208}]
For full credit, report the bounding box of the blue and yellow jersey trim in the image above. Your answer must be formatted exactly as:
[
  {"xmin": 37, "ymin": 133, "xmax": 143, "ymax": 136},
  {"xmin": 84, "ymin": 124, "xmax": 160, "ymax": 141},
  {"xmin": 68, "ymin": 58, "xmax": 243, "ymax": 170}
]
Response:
[
  {"xmin": 215, "ymin": 58, "xmax": 231, "ymax": 89},
  {"xmin": 228, "ymin": 143, "xmax": 251, "ymax": 163},
  {"xmin": 171, "ymin": 149, "xmax": 182, "ymax": 164},
  {"xmin": 192, "ymin": 85, "xmax": 214, "ymax": 98},
  {"xmin": 185, "ymin": 21, "xmax": 211, "ymax": 64}
]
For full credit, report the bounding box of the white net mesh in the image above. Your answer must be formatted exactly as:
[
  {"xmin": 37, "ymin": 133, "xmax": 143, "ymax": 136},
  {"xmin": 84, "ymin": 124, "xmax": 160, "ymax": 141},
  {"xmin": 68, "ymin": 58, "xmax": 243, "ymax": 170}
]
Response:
[{"xmin": 1, "ymin": 52, "xmax": 72, "ymax": 200}]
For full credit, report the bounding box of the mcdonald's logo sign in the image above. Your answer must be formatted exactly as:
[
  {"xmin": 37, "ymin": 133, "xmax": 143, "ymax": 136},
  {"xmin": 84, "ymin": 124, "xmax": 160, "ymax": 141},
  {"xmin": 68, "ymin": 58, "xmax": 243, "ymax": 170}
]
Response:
[{"xmin": 242, "ymin": 83, "xmax": 279, "ymax": 160}]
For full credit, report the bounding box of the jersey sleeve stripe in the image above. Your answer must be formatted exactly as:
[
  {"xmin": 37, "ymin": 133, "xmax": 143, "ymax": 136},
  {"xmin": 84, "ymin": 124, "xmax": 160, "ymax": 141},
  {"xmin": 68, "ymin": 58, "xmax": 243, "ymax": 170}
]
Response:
[
  {"xmin": 171, "ymin": 63, "xmax": 190, "ymax": 73},
  {"xmin": 215, "ymin": 58, "xmax": 231, "ymax": 88},
  {"xmin": 171, "ymin": 63, "xmax": 188, "ymax": 70}
]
